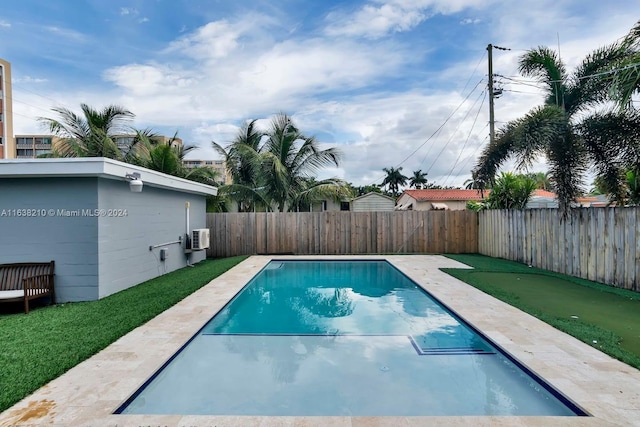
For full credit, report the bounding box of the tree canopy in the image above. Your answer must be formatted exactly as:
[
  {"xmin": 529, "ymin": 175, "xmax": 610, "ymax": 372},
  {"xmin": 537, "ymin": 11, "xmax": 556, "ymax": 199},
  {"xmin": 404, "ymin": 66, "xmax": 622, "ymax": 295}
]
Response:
[
  {"xmin": 381, "ymin": 167, "xmax": 409, "ymax": 197},
  {"xmin": 213, "ymin": 114, "xmax": 352, "ymax": 212}
]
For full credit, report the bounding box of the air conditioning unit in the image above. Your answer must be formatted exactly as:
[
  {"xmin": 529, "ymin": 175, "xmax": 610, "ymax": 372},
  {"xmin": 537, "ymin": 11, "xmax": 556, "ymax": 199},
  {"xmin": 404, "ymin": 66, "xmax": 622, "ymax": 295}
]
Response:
[{"xmin": 191, "ymin": 228, "xmax": 210, "ymax": 250}]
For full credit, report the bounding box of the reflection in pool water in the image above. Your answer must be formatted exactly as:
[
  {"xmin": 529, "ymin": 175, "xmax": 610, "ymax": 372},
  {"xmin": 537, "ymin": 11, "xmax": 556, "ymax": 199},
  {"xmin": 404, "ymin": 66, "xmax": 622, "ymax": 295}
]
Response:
[{"xmin": 118, "ymin": 260, "xmax": 585, "ymax": 416}]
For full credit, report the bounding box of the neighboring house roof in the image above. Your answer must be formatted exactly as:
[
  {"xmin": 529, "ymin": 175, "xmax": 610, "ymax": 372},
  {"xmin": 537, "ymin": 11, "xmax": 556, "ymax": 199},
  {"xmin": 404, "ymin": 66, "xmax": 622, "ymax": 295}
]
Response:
[
  {"xmin": 351, "ymin": 192, "xmax": 395, "ymax": 202},
  {"xmin": 532, "ymin": 189, "xmax": 556, "ymax": 198},
  {"xmin": 400, "ymin": 189, "xmax": 558, "ymax": 204},
  {"xmin": 575, "ymin": 194, "xmax": 612, "ymax": 207},
  {"xmin": 401, "ymin": 189, "xmax": 488, "ymax": 201}
]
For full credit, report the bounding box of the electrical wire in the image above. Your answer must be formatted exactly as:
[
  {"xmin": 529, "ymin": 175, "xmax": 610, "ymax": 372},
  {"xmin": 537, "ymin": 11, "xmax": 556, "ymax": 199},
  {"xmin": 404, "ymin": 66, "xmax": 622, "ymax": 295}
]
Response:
[
  {"xmin": 10, "ymin": 81, "xmax": 75, "ymax": 110},
  {"xmin": 441, "ymin": 91, "xmax": 487, "ymax": 187},
  {"xmin": 502, "ymin": 88, "xmax": 545, "ymax": 95},
  {"xmin": 1, "ymin": 106, "xmax": 40, "ymax": 121},
  {"xmin": 460, "ymin": 51, "xmax": 487, "ymax": 97},
  {"xmin": 5, "ymin": 94, "xmax": 57, "ymax": 115},
  {"xmin": 495, "ymin": 74, "xmax": 546, "ymax": 90},
  {"xmin": 370, "ymin": 79, "xmax": 484, "ymax": 185},
  {"xmin": 454, "ymin": 133, "xmax": 490, "ymax": 183},
  {"xmin": 423, "ymin": 86, "xmax": 487, "ymax": 179},
  {"xmin": 368, "ymin": 78, "xmax": 485, "ymax": 187},
  {"xmin": 498, "ymin": 61, "xmax": 640, "ymax": 85}
]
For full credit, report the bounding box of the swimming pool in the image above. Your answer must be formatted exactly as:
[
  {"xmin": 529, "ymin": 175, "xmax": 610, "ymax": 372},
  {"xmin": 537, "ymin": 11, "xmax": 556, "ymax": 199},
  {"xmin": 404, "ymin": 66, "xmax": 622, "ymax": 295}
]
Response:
[{"xmin": 117, "ymin": 260, "xmax": 587, "ymax": 416}]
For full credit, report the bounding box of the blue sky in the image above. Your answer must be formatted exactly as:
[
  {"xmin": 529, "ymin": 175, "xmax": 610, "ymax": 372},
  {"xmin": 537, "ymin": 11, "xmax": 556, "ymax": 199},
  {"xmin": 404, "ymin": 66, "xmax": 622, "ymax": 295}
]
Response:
[{"xmin": 1, "ymin": 0, "xmax": 639, "ymax": 187}]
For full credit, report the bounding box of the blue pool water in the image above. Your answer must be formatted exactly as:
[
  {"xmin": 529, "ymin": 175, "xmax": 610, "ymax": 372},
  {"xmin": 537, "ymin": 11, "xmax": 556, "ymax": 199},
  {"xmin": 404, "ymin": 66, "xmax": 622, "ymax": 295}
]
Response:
[{"xmin": 117, "ymin": 260, "xmax": 586, "ymax": 416}]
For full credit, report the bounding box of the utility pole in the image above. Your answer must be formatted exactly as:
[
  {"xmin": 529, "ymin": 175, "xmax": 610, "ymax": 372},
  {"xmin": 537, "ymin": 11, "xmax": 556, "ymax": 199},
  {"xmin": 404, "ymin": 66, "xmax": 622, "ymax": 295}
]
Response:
[
  {"xmin": 487, "ymin": 44, "xmax": 495, "ymax": 146},
  {"xmin": 487, "ymin": 44, "xmax": 510, "ymax": 146}
]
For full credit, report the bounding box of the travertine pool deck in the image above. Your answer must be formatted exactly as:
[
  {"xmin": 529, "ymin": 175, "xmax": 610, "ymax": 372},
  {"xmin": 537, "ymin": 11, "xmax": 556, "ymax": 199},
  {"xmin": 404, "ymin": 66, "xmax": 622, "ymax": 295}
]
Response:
[{"xmin": 1, "ymin": 255, "xmax": 640, "ymax": 426}]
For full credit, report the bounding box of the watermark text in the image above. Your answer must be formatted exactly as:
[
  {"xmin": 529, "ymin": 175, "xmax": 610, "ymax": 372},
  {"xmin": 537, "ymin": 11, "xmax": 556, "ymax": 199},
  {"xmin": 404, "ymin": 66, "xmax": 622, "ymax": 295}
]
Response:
[{"xmin": 1, "ymin": 208, "xmax": 129, "ymax": 218}]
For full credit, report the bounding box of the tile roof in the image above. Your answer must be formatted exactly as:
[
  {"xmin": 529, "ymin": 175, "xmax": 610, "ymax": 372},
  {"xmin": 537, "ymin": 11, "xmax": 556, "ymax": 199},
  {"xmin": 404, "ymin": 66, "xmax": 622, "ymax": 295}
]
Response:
[
  {"xmin": 532, "ymin": 189, "xmax": 556, "ymax": 198},
  {"xmin": 402, "ymin": 189, "xmax": 488, "ymax": 201},
  {"xmin": 402, "ymin": 188, "xmax": 558, "ymax": 202}
]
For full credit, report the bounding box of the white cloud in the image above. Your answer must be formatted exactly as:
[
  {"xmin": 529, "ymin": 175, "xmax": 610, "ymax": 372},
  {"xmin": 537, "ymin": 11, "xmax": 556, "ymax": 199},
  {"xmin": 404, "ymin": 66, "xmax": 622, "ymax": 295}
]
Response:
[
  {"xmin": 44, "ymin": 26, "xmax": 86, "ymax": 41},
  {"xmin": 164, "ymin": 20, "xmax": 243, "ymax": 60},
  {"xmin": 13, "ymin": 76, "xmax": 48, "ymax": 83},
  {"xmin": 324, "ymin": 0, "xmax": 497, "ymax": 38},
  {"xmin": 120, "ymin": 7, "xmax": 138, "ymax": 16},
  {"xmin": 104, "ymin": 63, "xmax": 196, "ymax": 96},
  {"xmin": 102, "ymin": 16, "xmax": 411, "ymax": 130},
  {"xmin": 0, "ymin": 20, "xmax": 10, "ymax": 28},
  {"xmin": 325, "ymin": 3, "xmax": 427, "ymax": 39},
  {"xmin": 460, "ymin": 18, "xmax": 481, "ymax": 25},
  {"xmin": 138, "ymin": 17, "xmax": 149, "ymax": 24}
]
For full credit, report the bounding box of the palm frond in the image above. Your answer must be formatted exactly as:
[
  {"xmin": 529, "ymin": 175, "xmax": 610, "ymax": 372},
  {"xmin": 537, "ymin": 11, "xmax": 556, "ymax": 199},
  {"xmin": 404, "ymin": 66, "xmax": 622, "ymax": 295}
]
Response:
[
  {"xmin": 519, "ymin": 47, "xmax": 567, "ymax": 107},
  {"xmin": 578, "ymin": 110, "xmax": 640, "ymax": 203},
  {"xmin": 217, "ymin": 184, "xmax": 273, "ymax": 212},
  {"xmin": 567, "ymin": 41, "xmax": 630, "ymax": 114}
]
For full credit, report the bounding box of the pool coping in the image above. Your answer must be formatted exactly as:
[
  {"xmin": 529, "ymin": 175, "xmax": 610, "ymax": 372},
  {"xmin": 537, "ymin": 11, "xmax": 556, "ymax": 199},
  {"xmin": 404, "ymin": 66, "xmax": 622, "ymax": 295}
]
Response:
[{"xmin": 1, "ymin": 255, "xmax": 639, "ymax": 426}]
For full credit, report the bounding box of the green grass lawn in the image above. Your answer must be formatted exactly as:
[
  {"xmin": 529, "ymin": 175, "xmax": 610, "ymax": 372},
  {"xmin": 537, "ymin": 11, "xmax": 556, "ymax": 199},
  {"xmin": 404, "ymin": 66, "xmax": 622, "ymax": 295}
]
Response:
[
  {"xmin": 0, "ymin": 256, "xmax": 247, "ymax": 413},
  {"xmin": 443, "ymin": 254, "xmax": 640, "ymax": 371}
]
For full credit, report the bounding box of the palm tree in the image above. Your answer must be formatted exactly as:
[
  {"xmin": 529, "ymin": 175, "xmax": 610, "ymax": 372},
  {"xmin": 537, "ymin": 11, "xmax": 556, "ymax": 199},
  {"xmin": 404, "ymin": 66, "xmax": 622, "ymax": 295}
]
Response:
[
  {"xmin": 213, "ymin": 114, "xmax": 347, "ymax": 212},
  {"xmin": 212, "ymin": 120, "xmax": 266, "ymax": 212},
  {"xmin": 473, "ymin": 25, "xmax": 640, "ymax": 217},
  {"xmin": 143, "ymin": 142, "xmax": 220, "ymax": 185},
  {"xmin": 525, "ymin": 172, "xmax": 553, "ymax": 191},
  {"xmin": 463, "ymin": 177, "xmax": 486, "ymax": 190},
  {"xmin": 260, "ymin": 114, "xmax": 345, "ymax": 212},
  {"xmin": 39, "ymin": 104, "xmax": 135, "ymax": 159},
  {"xmin": 381, "ymin": 167, "xmax": 408, "ymax": 197},
  {"xmin": 409, "ymin": 170, "xmax": 428, "ymax": 189}
]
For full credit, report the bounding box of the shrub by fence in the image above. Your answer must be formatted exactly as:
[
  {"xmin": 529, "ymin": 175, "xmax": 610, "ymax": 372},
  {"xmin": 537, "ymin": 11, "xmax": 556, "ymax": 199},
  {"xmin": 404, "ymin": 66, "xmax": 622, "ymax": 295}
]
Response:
[{"xmin": 206, "ymin": 211, "xmax": 478, "ymax": 258}]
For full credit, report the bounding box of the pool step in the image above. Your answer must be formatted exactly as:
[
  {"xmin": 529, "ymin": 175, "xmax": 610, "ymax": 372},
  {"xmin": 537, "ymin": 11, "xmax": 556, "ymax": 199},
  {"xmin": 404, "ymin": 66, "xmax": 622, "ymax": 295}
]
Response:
[{"xmin": 408, "ymin": 336, "xmax": 495, "ymax": 356}]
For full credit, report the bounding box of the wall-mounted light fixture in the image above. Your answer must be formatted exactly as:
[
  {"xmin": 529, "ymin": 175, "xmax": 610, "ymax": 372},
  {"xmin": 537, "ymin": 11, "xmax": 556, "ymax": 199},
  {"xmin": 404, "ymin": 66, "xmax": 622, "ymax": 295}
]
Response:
[{"xmin": 125, "ymin": 172, "xmax": 143, "ymax": 193}]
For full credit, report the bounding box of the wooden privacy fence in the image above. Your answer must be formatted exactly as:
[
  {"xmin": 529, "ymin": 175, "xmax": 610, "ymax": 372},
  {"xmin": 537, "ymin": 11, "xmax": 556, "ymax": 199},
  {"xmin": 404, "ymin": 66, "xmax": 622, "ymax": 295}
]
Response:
[
  {"xmin": 479, "ymin": 208, "xmax": 640, "ymax": 291},
  {"xmin": 206, "ymin": 211, "xmax": 478, "ymax": 258}
]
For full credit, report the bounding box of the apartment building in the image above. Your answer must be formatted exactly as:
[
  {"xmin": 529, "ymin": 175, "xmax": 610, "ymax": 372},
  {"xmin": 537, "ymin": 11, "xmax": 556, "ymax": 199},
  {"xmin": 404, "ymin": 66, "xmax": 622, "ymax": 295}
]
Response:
[
  {"xmin": 14, "ymin": 135, "xmax": 63, "ymax": 158},
  {"xmin": 183, "ymin": 159, "xmax": 229, "ymax": 184},
  {"xmin": 113, "ymin": 134, "xmax": 183, "ymax": 155},
  {"xmin": 0, "ymin": 58, "xmax": 14, "ymax": 159}
]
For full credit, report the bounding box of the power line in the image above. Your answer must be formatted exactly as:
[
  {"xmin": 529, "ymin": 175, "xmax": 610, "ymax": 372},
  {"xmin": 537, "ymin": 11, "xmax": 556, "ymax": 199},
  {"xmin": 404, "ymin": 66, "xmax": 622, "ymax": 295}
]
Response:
[
  {"xmin": 555, "ymin": 61, "xmax": 640, "ymax": 82},
  {"xmin": 441, "ymin": 90, "xmax": 487, "ymax": 187},
  {"xmin": 455, "ymin": 132, "xmax": 490, "ymax": 181},
  {"xmin": 408, "ymin": 80, "xmax": 485, "ymax": 171},
  {"xmin": 460, "ymin": 51, "xmax": 486, "ymax": 96},
  {"xmin": 499, "ymin": 61, "xmax": 640, "ymax": 85},
  {"xmin": 502, "ymin": 88, "xmax": 545, "ymax": 95},
  {"xmin": 5, "ymin": 94, "xmax": 56, "ymax": 115},
  {"xmin": 424, "ymin": 87, "xmax": 487, "ymax": 178},
  {"xmin": 10, "ymin": 82, "xmax": 74, "ymax": 110},
  {"xmin": 418, "ymin": 121, "xmax": 445, "ymax": 168},
  {"xmin": 2, "ymin": 106, "xmax": 41, "ymax": 121},
  {"xmin": 495, "ymin": 74, "xmax": 546, "ymax": 90},
  {"xmin": 368, "ymin": 78, "xmax": 486, "ymax": 187}
]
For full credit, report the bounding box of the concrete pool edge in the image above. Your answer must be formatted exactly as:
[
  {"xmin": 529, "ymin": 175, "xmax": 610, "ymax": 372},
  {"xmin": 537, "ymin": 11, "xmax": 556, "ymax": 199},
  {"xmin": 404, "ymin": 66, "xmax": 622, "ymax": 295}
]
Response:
[{"xmin": 1, "ymin": 255, "xmax": 639, "ymax": 426}]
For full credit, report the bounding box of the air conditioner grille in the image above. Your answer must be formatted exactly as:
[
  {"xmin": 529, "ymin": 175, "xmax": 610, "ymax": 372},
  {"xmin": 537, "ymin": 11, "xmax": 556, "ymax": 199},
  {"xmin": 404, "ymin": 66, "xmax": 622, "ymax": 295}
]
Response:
[{"xmin": 191, "ymin": 228, "xmax": 210, "ymax": 250}]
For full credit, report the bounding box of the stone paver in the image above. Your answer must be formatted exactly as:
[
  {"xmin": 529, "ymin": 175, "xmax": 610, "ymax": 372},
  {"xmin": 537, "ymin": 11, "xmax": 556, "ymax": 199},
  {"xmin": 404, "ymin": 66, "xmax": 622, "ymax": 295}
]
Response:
[{"xmin": 1, "ymin": 255, "xmax": 639, "ymax": 426}]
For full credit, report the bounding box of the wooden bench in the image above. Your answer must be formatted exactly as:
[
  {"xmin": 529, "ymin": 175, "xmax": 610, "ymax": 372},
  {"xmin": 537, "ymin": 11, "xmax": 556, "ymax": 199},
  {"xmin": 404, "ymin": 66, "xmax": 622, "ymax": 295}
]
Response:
[{"xmin": 0, "ymin": 261, "xmax": 55, "ymax": 314}]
